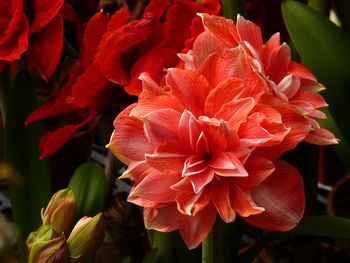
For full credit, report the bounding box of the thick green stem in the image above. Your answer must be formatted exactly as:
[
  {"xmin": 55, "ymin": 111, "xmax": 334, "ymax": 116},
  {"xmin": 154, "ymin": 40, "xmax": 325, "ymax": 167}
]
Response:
[{"xmin": 202, "ymin": 220, "xmax": 224, "ymax": 263}]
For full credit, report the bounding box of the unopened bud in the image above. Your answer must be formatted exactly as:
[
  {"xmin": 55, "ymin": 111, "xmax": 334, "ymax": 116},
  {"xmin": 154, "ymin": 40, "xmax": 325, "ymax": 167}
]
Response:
[
  {"xmin": 28, "ymin": 226, "xmax": 69, "ymax": 263},
  {"xmin": 67, "ymin": 213, "xmax": 105, "ymax": 262},
  {"xmin": 41, "ymin": 189, "xmax": 75, "ymax": 234}
]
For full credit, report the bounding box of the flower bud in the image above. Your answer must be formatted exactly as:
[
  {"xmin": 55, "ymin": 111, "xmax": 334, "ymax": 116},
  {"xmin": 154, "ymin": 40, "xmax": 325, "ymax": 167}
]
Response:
[
  {"xmin": 67, "ymin": 213, "xmax": 105, "ymax": 262},
  {"xmin": 41, "ymin": 189, "xmax": 76, "ymax": 234},
  {"xmin": 27, "ymin": 225, "xmax": 69, "ymax": 263}
]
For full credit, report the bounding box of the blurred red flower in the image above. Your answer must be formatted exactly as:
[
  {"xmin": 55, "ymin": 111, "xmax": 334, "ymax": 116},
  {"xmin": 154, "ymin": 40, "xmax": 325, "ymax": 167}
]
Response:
[
  {"xmin": 0, "ymin": 0, "xmax": 65, "ymax": 80},
  {"xmin": 26, "ymin": 0, "xmax": 221, "ymax": 158}
]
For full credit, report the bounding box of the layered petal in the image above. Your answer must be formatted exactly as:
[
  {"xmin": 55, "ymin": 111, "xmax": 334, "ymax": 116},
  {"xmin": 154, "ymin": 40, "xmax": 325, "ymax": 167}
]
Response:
[
  {"xmin": 167, "ymin": 68, "xmax": 212, "ymax": 117},
  {"xmin": 39, "ymin": 110, "xmax": 95, "ymax": 159},
  {"xmin": 107, "ymin": 104, "xmax": 154, "ymax": 164},
  {"xmin": 129, "ymin": 170, "xmax": 180, "ymax": 205},
  {"xmin": 178, "ymin": 202, "xmax": 217, "ymax": 249},
  {"xmin": 99, "ymin": 15, "xmax": 157, "ymax": 86},
  {"xmin": 144, "ymin": 205, "xmax": 179, "ymax": 232},
  {"xmin": 26, "ymin": 13, "xmax": 63, "ymax": 81},
  {"xmin": 29, "ymin": 0, "xmax": 64, "ymax": 33},
  {"xmin": 0, "ymin": 13, "xmax": 29, "ymax": 61}
]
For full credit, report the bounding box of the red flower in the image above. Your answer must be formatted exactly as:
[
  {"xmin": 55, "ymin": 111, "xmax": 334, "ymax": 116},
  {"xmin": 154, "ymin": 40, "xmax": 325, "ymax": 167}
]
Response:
[
  {"xmin": 26, "ymin": 0, "xmax": 221, "ymax": 158},
  {"xmin": 0, "ymin": 0, "xmax": 64, "ymax": 80}
]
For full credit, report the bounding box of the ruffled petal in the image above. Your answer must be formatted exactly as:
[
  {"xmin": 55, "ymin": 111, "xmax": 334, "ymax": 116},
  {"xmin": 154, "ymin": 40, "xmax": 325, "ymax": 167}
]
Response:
[
  {"xmin": 99, "ymin": 15, "xmax": 156, "ymax": 86},
  {"xmin": 198, "ymin": 46, "xmax": 263, "ymax": 95},
  {"xmin": 243, "ymin": 160, "xmax": 305, "ymax": 231}
]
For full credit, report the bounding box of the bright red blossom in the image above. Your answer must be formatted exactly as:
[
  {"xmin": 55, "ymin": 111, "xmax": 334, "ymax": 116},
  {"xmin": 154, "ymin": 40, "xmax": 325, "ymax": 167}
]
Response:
[
  {"xmin": 26, "ymin": 0, "xmax": 221, "ymax": 158},
  {"xmin": 108, "ymin": 14, "xmax": 337, "ymax": 248}
]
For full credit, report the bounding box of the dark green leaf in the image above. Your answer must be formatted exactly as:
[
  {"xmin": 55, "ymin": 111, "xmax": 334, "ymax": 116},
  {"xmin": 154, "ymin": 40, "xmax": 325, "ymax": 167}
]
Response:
[
  {"xmin": 68, "ymin": 162, "xmax": 107, "ymax": 220},
  {"xmin": 238, "ymin": 215, "xmax": 350, "ymax": 262},
  {"xmin": 5, "ymin": 71, "xmax": 51, "ymax": 260},
  {"xmin": 282, "ymin": 0, "xmax": 350, "ymax": 167},
  {"xmin": 291, "ymin": 215, "xmax": 350, "ymax": 238}
]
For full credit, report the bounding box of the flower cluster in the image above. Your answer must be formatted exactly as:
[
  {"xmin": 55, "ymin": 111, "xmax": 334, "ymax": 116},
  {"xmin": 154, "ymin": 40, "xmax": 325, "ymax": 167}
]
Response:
[
  {"xmin": 26, "ymin": 0, "xmax": 220, "ymax": 158},
  {"xmin": 108, "ymin": 14, "xmax": 337, "ymax": 248}
]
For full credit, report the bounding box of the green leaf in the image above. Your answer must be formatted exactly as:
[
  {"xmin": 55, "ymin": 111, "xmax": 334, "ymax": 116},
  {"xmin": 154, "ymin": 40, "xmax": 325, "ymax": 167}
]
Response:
[
  {"xmin": 68, "ymin": 162, "xmax": 107, "ymax": 220},
  {"xmin": 5, "ymin": 71, "xmax": 51, "ymax": 260},
  {"xmin": 238, "ymin": 215, "xmax": 350, "ymax": 262},
  {"xmin": 291, "ymin": 215, "xmax": 350, "ymax": 238},
  {"xmin": 282, "ymin": 1, "xmax": 350, "ymax": 166}
]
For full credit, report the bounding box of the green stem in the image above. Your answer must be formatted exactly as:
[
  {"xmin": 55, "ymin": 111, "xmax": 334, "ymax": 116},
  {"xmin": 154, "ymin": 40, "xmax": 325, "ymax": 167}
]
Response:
[
  {"xmin": 202, "ymin": 220, "xmax": 224, "ymax": 263},
  {"xmin": 222, "ymin": 0, "xmax": 246, "ymax": 21},
  {"xmin": 63, "ymin": 38, "xmax": 79, "ymax": 59}
]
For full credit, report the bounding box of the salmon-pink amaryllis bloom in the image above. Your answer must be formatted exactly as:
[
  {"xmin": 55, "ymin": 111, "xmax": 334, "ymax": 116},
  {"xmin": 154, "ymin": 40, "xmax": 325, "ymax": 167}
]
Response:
[
  {"xmin": 108, "ymin": 63, "xmax": 308, "ymax": 248},
  {"xmin": 108, "ymin": 14, "xmax": 337, "ymax": 249}
]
